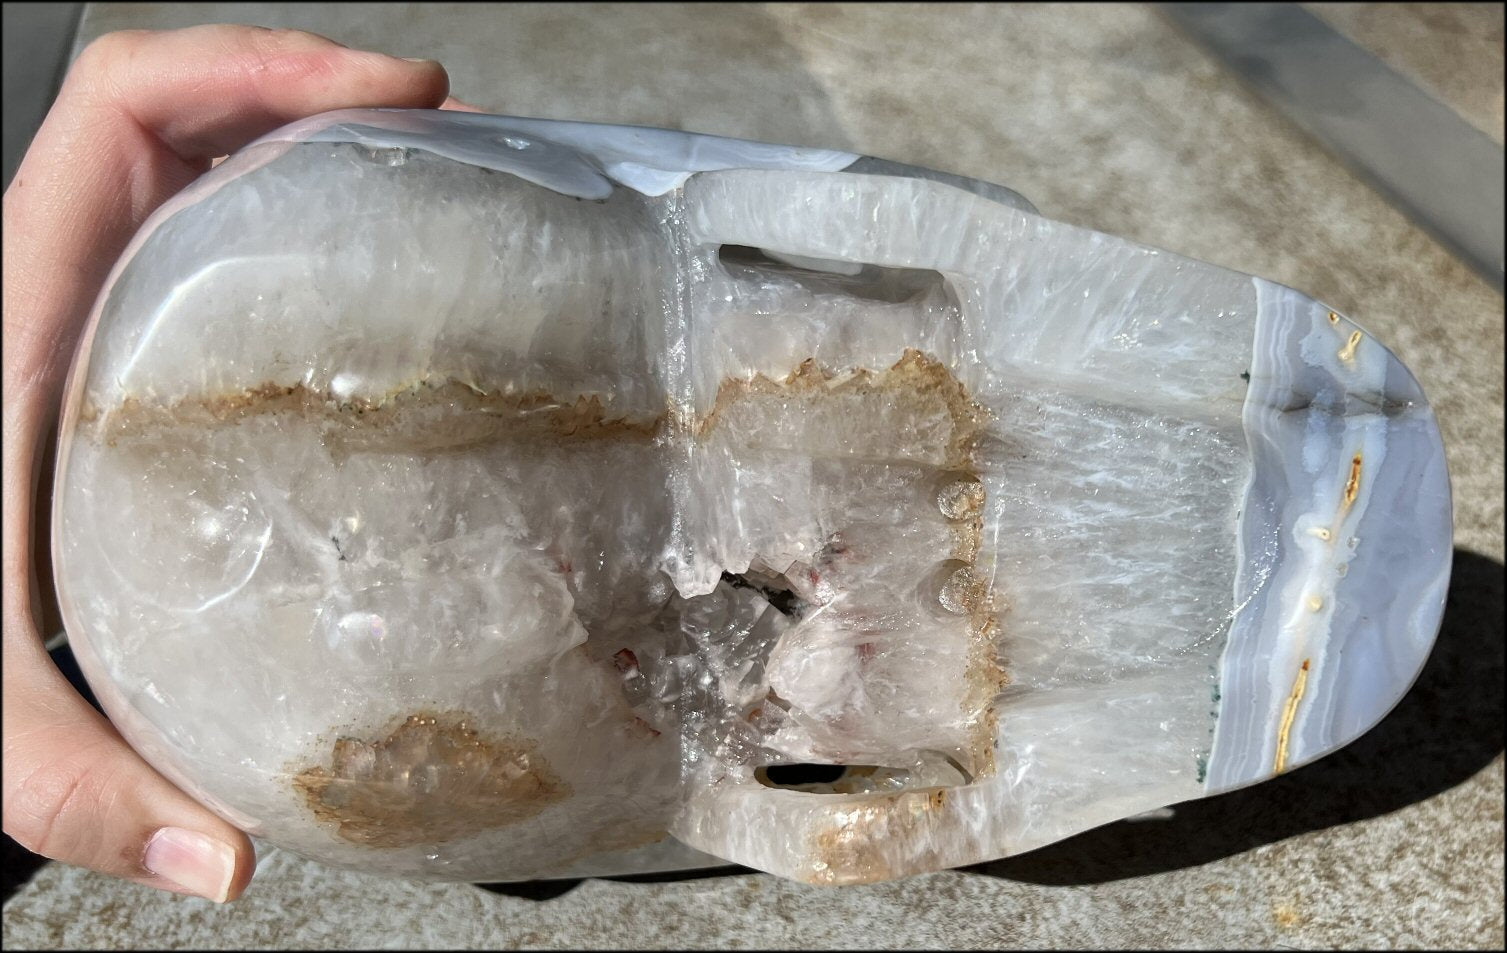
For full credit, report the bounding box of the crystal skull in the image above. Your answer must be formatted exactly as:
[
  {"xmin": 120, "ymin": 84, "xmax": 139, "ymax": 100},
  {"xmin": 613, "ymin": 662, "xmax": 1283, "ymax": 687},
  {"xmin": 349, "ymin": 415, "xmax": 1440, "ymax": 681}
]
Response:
[{"xmin": 51, "ymin": 110, "xmax": 1452, "ymax": 884}]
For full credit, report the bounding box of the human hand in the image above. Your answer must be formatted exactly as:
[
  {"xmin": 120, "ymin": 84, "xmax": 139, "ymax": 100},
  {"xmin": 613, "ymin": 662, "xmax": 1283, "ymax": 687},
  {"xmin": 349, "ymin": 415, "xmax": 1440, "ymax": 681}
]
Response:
[{"xmin": 3, "ymin": 24, "xmax": 467, "ymax": 902}]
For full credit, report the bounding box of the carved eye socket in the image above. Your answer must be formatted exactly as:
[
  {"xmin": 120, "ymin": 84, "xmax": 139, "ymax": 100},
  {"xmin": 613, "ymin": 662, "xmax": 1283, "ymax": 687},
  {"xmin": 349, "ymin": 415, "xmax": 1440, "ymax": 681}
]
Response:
[
  {"xmin": 757, "ymin": 763, "xmax": 849, "ymax": 788},
  {"xmin": 755, "ymin": 753, "xmax": 971, "ymax": 796}
]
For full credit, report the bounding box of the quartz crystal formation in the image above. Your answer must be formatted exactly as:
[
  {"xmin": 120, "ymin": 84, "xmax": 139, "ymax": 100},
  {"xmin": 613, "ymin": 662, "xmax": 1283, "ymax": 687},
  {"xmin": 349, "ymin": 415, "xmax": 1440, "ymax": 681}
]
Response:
[{"xmin": 52, "ymin": 110, "xmax": 1453, "ymax": 885}]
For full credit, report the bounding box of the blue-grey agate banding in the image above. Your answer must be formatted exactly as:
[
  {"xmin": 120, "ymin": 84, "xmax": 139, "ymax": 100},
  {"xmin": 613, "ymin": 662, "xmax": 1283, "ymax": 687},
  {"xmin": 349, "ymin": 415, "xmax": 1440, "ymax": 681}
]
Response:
[
  {"xmin": 248, "ymin": 108, "xmax": 860, "ymax": 199},
  {"xmin": 1206, "ymin": 281, "xmax": 1452, "ymax": 792}
]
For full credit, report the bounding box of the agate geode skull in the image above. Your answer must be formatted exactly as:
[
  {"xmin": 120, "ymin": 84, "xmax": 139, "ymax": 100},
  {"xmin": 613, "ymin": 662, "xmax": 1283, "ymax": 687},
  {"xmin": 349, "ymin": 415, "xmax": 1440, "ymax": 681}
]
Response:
[{"xmin": 52, "ymin": 110, "xmax": 1452, "ymax": 884}]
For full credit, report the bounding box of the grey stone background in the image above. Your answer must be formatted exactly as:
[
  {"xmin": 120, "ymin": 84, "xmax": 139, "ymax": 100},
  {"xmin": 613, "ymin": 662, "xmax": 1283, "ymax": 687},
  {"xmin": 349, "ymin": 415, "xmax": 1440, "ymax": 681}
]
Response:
[
  {"xmin": 0, "ymin": 1, "xmax": 79, "ymax": 187},
  {"xmin": 2, "ymin": 2, "xmax": 1502, "ymax": 948}
]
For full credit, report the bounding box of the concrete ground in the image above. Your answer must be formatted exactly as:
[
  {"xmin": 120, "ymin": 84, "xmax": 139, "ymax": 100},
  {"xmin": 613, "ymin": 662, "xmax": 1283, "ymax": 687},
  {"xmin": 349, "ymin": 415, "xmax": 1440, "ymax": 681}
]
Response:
[
  {"xmin": 0, "ymin": 2, "xmax": 80, "ymax": 188},
  {"xmin": 2, "ymin": 3, "xmax": 1502, "ymax": 948}
]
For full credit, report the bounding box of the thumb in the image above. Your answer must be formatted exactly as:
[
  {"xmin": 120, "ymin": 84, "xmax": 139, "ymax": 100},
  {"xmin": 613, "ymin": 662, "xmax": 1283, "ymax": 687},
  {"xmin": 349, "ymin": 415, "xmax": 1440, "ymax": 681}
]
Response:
[
  {"xmin": 440, "ymin": 95, "xmax": 489, "ymax": 112},
  {"xmin": 3, "ymin": 644, "xmax": 255, "ymax": 901}
]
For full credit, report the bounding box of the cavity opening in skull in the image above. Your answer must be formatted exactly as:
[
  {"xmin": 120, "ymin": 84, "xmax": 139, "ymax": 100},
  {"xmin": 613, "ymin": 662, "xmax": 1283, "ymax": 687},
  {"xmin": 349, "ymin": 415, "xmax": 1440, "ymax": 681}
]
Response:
[{"xmin": 82, "ymin": 346, "xmax": 1006, "ymax": 853}]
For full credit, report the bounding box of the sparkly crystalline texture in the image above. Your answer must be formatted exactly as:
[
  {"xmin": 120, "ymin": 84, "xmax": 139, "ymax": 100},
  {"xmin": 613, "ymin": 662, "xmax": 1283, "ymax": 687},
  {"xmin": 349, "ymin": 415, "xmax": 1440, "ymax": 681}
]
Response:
[{"xmin": 52, "ymin": 112, "xmax": 1451, "ymax": 886}]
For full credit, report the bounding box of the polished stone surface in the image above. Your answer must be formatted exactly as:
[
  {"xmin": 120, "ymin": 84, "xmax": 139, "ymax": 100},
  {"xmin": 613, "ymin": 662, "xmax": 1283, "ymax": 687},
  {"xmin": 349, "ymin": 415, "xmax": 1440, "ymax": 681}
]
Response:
[
  {"xmin": 56, "ymin": 110, "xmax": 1450, "ymax": 884},
  {"xmin": 4, "ymin": 3, "xmax": 1501, "ymax": 948}
]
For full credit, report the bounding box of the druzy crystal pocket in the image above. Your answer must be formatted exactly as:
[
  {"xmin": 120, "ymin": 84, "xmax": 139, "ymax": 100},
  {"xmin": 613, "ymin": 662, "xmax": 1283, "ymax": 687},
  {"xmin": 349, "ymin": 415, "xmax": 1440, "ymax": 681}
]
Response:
[{"xmin": 52, "ymin": 110, "xmax": 1452, "ymax": 884}]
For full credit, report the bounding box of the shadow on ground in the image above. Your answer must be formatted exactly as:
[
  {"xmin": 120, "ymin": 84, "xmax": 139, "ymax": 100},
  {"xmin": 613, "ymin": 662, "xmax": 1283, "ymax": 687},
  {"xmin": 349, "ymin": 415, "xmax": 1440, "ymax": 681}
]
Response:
[{"xmin": 480, "ymin": 546, "xmax": 1503, "ymax": 899}]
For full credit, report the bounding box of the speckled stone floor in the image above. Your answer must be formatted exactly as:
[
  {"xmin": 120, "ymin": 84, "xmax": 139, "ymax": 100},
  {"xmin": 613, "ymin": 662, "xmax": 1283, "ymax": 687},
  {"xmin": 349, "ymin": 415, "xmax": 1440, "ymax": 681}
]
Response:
[{"xmin": 3, "ymin": 3, "xmax": 1502, "ymax": 948}]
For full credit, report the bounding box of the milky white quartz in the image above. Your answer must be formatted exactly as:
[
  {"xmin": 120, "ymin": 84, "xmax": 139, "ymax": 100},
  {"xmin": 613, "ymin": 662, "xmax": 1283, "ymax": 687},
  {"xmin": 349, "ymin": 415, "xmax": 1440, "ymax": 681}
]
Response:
[{"xmin": 52, "ymin": 112, "xmax": 1450, "ymax": 885}]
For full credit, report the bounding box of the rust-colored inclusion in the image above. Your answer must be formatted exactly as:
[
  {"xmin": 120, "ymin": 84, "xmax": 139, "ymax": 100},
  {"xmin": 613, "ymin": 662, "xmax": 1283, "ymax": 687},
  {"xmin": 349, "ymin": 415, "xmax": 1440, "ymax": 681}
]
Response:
[
  {"xmin": 293, "ymin": 712, "xmax": 568, "ymax": 848},
  {"xmin": 103, "ymin": 349, "xmax": 1007, "ymax": 849}
]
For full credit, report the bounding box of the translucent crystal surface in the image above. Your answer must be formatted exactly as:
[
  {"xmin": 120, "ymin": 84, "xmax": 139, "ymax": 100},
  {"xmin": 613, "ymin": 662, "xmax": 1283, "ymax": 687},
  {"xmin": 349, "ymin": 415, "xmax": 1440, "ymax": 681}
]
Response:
[{"xmin": 52, "ymin": 112, "xmax": 1451, "ymax": 885}]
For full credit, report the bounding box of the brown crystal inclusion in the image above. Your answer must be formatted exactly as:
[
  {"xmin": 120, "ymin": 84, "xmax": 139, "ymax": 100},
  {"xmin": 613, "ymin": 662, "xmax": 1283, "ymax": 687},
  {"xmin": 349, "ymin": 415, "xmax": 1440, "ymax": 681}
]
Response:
[
  {"xmin": 808, "ymin": 786, "xmax": 956, "ymax": 885},
  {"xmin": 95, "ymin": 379, "xmax": 664, "ymax": 454},
  {"xmin": 701, "ymin": 349, "xmax": 983, "ymax": 466},
  {"xmin": 293, "ymin": 712, "xmax": 567, "ymax": 849},
  {"xmin": 104, "ymin": 349, "xmax": 1005, "ymax": 851}
]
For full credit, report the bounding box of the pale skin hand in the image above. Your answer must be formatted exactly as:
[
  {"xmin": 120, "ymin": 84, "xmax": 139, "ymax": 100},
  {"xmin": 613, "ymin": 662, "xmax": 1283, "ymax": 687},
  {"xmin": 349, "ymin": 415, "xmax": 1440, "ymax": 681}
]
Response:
[{"xmin": 2, "ymin": 24, "xmax": 479, "ymax": 902}]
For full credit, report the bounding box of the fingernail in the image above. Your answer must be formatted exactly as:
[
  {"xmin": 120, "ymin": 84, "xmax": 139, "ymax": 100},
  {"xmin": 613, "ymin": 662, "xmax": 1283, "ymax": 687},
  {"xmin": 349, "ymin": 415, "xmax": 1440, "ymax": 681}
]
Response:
[
  {"xmin": 144, "ymin": 828, "xmax": 236, "ymax": 903},
  {"xmin": 402, "ymin": 57, "xmax": 439, "ymax": 65}
]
